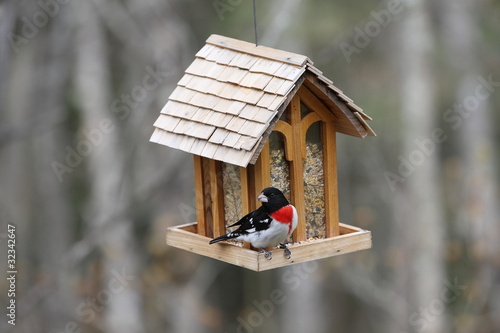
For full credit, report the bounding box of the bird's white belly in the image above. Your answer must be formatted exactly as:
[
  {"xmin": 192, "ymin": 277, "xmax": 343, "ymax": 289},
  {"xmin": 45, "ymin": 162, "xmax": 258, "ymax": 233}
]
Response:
[{"xmin": 239, "ymin": 221, "xmax": 289, "ymax": 249}]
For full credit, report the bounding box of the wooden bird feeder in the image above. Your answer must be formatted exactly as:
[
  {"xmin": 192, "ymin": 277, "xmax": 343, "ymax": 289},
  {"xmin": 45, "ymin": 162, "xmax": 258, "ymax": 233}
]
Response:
[{"xmin": 150, "ymin": 35, "xmax": 376, "ymax": 271}]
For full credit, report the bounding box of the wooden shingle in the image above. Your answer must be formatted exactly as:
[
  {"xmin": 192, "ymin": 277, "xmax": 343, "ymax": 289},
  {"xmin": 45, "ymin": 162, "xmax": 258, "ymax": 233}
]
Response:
[
  {"xmin": 249, "ymin": 58, "xmax": 283, "ymax": 75},
  {"xmin": 213, "ymin": 48, "xmax": 238, "ymax": 65},
  {"xmin": 200, "ymin": 141, "xmax": 219, "ymax": 159},
  {"xmin": 177, "ymin": 74, "xmax": 194, "ymax": 87},
  {"xmin": 205, "ymin": 79, "xmax": 226, "ymax": 96},
  {"xmin": 274, "ymin": 80, "xmax": 296, "ymax": 96},
  {"xmin": 354, "ymin": 112, "xmax": 376, "ymax": 137},
  {"xmin": 168, "ymin": 86, "xmax": 193, "ymax": 104},
  {"xmin": 191, "ymin": 107, "xmax": 211, "ymax": 123},
  {"xmin": 251, "ymin": 108, "xmax": 275, "ymax": 123},
  {"xmin": 188, "ymin": 91, "xmax": 220, "ymax": 110},
  {"xmin": 209, "ymin": 128, "xmax": 231, "ymax": 144},
  {"xmin": 204, "ymin": 46, "xmax": 226, "ymax": 62},
  {"xmin": 225, "ymin": 116, "xmax": 247, "ymax": 132},
  {"xmin": 228, "ymin": 53, "xmax": 259, "ymax": 70},
  {"xmin": 150, "ymin": 127, "xmax": 163, "ymax": 143},
  {"xmin": 256, "ymin": 93, "xmax": 279, "ymax": 110},
  {"xmin": 190, "ymin": 138, "xmax": 207, "ymax": 156},
  {"xmin": 208, "ymin": 99, "xmax": 227, "ymax": 114},
  {"xmin": 159, "ymin": 131, "xmax": 182, "ymax": 149},
  {"xmin": 205, "ymin": 111, "xmax": 233, "ymax": 128},
  {"xmin": 218, "ymin": 66, "xmax": 247, "ymax": 84},
  {"xmin": 232, "ymin": 87, "xmax": 264, "ymax": 105},
  {"xmin": 195, "ymin": 44, "xmax": 215, "ymax": 59},
  {"xmin": 197, "ymin": 61, "xmax": 227, "ymax": 80},
  {"xmin": 218, "ymin": 83, "xmax": 239, "ymax": 100},
  {"xmin": 175, "ymin": 119, "xmax": 215, "ymax": 140},
  {"xmin": 239, "ymin": 120, "xmax": 267, "ymax": 138},
  {"xmin": 185, "ymin": 58, "xmax": 208, "ymax": 76},
  {"xmin": 178, "ymin": 135, "xmax": 196, "ymax": 152},
  {"xmin": 184, "ymin": 76, "xmax": 213, "ymax": 94},
  {"xmin": 156, "ymin": 115, "xmax": 181, "ymax": 132},
  {"xmin": 153, "ymin": 114, "xmax": 169, "ymax": 129},
  {"xmin": 239, "ymin": 71, "xmax": 273, "ymax": 90},
  {"xmin": 274, "ymin": 63, "xmax": 303, "ymax": 80},
  {"xmin": 263, "ymin": 77, "xmax": 288, "ymax": 95},
  {"xmin": 239, "ymin": 104, "xmax": 262, "ymax": 120},
  {"xmin": 267, "ymin": 95, "xmax": 287, "ymax": 111},
  {"xmin": 222, "ymin": 132, "xmax": 242, "ymax": 148},
  {"xmin": 237, "ymin": 136, "xmax": 261, "ymax": 151},
  {"xmin": 212, "ymin": 145, "xmax": 234, "ymax": 162},
  {"xmin": 163, "ymin": 101, "xmax": 198, "ymax": 119},
  {"xmin": 225, "ymin": 100, "xmax": 246, "ymax": 115}
]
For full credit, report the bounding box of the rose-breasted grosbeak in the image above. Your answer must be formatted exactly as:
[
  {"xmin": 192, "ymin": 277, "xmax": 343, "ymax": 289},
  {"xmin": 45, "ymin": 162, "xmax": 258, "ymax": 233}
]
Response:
[{"xmin": 209, "ymin": 187, "xmax": 298, "ymax": 260}]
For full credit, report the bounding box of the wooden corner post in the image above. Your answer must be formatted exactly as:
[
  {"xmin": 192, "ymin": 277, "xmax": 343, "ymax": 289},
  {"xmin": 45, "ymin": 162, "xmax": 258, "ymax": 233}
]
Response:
[
  {"xmin": 194, "ymin": 156, "xmax": 225, "ymax": 238},
  {"xmin": 193, "ymin": 155, "xmax": 206, "ymax": 236},
  {"xmin": 323, "ymin": 121, "xmax": 340, "ymax": 237},
  {"xmin": 209, "ymin": 159, "xmax": 225, "ymax": 238},
  {"xmin": 289, "ymin": 96, "xmax": 307, "ymax": 242}
]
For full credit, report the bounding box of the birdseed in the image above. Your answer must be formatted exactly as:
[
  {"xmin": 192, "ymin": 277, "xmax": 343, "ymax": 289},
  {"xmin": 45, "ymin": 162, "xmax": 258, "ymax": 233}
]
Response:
[
  {"xmin": 269, "ymin": 132, "xmax": 291, "ymax": 201},
  {"xmin": 221, "ymin": 162, "xmax": 242, "ymax": 227},
  {"xmin": 303, "ymin": 141, "xmax": 326, "ymax": 238}
]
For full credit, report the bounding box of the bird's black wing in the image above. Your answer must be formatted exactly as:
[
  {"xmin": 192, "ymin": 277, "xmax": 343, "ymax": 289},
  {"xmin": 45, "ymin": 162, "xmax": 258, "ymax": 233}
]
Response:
[
  {"xmin": 209, "ymin": 206, "xmax": 272, "ymax": 244},
  {"xmin": 227, "ymin": 206, "xmax": 272, "ymax": 233}
]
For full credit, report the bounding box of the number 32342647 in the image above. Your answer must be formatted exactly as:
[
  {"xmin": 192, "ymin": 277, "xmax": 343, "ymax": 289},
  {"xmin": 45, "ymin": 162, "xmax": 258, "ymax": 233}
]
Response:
[{"xmin": 7, "ymin": 224, "xmax": 16, "ymax": 268}]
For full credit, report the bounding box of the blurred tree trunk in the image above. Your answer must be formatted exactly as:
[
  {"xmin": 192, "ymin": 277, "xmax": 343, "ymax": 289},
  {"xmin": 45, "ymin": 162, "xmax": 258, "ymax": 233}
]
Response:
[
  {"xmin": 441, "ymin": 0, "xmax": 500, "ymax": 331},
  {"xmin": 391, "ymin": 1, "xmax": 446, "ymax": 332},
  {"xmin": 0, "ymin": 1, "xmax": 15, "ymax": 108},
  {"xmin": 74, "ymin": 2, "xmax": 143, "ymax": 332},
  {"xmin": 0, "ymin": 7, "xmax": 44, "ymax": 332},
  {"xmin": 281, "ymin": 264, "xmax": 328, "ymax": 333},
  {"xmin": 30, "ymin": 6, "xmax": 75, "ymax": 332},
  {"xmin": 0, "ymin": 1, "xmax": 75, "ymax": 332}
]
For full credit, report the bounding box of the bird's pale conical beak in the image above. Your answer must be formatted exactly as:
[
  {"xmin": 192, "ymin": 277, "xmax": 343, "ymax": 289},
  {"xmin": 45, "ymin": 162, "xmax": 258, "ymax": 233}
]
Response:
[{"xmin": 257, "ymin": 193, "xmax": 268, "ymax": 202}]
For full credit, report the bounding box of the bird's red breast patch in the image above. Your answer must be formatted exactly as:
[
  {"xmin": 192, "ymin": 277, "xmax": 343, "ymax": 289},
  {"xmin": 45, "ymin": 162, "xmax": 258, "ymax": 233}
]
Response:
[{"xmin": 270, "ymin": 205, "xmax": 294, "ymax": 225}]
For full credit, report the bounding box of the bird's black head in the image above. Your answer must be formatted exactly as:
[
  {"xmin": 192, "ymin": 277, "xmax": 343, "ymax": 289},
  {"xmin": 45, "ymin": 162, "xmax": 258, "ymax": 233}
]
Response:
[{"xmin": 257, "ymin": 187, "xmax": 289, "ymax": 212}]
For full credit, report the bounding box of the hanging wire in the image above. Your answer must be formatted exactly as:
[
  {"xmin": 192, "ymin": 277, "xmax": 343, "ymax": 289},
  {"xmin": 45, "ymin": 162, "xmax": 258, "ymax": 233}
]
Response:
[{"xmin": 253, "ymin": 0, "xmax": 259, "ymax": 46}]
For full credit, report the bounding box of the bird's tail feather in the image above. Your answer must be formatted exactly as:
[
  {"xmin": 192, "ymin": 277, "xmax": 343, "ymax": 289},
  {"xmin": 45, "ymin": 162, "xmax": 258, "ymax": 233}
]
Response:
[{"xmin": 209, "ymin": 232, "xmax": 239, "ymax": 244}]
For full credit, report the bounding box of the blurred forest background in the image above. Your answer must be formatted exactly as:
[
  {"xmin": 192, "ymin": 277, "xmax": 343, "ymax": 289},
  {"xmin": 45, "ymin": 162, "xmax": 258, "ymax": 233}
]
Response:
[{"xmin": 1, "ymin": 0, "xmax": 499, "ymax": 332}]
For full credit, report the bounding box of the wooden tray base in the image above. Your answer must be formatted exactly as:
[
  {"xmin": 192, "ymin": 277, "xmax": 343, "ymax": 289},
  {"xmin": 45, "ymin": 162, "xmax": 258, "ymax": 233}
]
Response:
[{"xmin": 166, "ymin": 222, "xmax": 371, "ymax": 271}]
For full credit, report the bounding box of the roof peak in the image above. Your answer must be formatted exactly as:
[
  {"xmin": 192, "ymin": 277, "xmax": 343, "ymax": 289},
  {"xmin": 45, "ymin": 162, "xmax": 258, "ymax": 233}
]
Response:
[{"xmin": 206, "ymin": 34, "xmax": 311, "ymax": 67}]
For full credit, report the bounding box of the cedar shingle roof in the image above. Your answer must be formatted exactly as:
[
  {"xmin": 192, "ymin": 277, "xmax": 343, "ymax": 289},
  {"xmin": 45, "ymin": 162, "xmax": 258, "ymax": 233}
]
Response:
[{"xmin": 150, "ymin": 34, "xmax": 375, "ymax": 167}]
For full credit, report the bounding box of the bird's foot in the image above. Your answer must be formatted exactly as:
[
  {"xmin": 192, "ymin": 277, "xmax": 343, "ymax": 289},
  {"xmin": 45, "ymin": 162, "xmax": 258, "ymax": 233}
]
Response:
[
  {"xmin": 279, "ymin": 243, "xmax": 291, "ymax": 259},
  {"xmin": 261, "ymin": 248, "xmax": 272, "ymax": 260}
]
